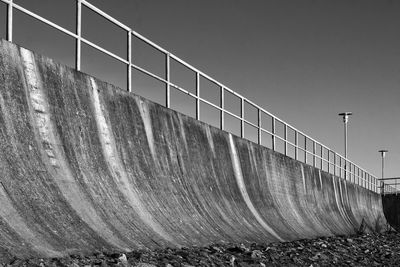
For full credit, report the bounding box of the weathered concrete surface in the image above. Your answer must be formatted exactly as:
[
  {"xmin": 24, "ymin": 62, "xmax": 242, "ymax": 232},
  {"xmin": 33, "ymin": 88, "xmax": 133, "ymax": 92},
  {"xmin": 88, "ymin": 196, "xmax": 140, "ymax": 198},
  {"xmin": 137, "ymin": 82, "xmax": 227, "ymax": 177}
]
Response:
[
  {"xmin": 0, "ymin": 39, "xmax": 387, "ymax": 262},
  {"xmin": 382, "ymin": 194, "xmax": 400, "ymax": 231}
]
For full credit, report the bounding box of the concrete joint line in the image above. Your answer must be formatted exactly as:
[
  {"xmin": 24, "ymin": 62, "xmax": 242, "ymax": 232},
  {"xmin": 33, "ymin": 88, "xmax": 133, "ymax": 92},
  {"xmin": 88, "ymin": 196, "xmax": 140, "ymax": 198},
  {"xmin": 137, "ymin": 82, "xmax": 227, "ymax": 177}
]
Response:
[
  {"xmin": 21, "ymin": 48, "xmax": 129, "ymax": 251},
  {"xmin": 90, "ymin": 78, "xmax": 177, "ymax": 246},
  {"xmin": 228, "ymin": 134, "xmax": 284, "ymax": 242}
]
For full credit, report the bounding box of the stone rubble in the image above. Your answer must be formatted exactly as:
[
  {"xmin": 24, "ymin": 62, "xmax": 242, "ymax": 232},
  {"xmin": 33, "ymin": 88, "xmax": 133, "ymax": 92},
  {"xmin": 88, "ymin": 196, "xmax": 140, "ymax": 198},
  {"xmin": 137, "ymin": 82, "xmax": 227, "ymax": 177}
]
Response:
[{"xmin": 2, "ymin": 231, "xmax": 400, "ymax": 266}]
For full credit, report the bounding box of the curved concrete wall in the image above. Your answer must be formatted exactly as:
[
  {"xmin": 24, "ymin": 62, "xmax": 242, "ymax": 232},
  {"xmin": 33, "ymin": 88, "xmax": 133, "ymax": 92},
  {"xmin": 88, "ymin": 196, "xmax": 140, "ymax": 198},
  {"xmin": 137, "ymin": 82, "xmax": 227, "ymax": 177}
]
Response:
[{"xmin": 0, "ymin": 40, "xmax": 386, "ymax": 261}]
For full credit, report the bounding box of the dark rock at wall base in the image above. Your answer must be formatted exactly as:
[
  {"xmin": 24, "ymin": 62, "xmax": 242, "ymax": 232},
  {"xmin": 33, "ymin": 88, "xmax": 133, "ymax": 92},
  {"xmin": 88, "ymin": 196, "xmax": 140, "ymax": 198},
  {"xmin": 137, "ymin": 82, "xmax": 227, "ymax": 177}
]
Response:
[{"xmin": 3, "ymin": 231, "xmax": 400, "ymax": 266}]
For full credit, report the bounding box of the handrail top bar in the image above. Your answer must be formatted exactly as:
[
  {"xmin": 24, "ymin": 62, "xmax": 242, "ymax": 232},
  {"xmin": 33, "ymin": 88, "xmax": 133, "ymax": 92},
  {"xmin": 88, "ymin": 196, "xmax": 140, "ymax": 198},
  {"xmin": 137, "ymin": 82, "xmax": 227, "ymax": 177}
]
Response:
[
  {"xmin": 130, "ymin": 30, "xmax": 169, "ymax": 55},
  {"xmin": 81, "ymin": 0, "xmax": 131, "ymax": 32},
  {"xmin": 6, "ymin": 1, "xmax": 78, "ymax": 39}
]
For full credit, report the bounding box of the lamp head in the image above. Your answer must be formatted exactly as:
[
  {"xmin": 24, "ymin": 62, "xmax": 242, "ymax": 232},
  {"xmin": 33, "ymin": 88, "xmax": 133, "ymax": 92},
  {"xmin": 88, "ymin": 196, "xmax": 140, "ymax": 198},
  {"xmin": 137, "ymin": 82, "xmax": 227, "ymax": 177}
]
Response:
[
  {"xmin": 338, "ymin": 112, "xmax": 353, "ymax": 123},
  {"xmin": 379, "ymin": 149, "xmax": 389, "ymax": 158}
]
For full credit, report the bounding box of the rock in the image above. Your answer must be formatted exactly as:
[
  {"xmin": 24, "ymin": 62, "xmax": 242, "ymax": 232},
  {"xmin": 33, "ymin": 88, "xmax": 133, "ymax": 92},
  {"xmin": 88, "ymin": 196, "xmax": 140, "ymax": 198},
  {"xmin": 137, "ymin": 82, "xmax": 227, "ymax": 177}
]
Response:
[
  {"xmin": 134, "ymin": 263, "xmax": 157, "ymax": 267},
  {"xmin": 227, "ymin": 246, "xmax": 244, "ymax": 253},
  {"xmin": 210, "ymin": 245, "xmax": 223, "ymax": 253},
  {"xmin": 230, "ymin": 255, "xmax": 236, "ymax": 266},
  {"xmin": 251, "ymin": 250, "xmax": 263, "ymax": 259},
  {"xmin": 240, "ymin": 243, "xmax": 250, "ymax": 253},
  {"xmin": 118, "ymin": 253, "xmax": 128, "ymax": 266},
  {"xmin": 7, "ymin": 232, "xmax": 400, "ymax": 266}
]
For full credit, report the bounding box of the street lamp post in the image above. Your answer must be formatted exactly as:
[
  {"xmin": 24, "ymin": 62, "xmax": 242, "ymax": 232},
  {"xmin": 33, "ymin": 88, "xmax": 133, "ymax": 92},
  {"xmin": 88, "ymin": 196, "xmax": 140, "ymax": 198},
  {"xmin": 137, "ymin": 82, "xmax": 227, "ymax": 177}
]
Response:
[
  {"xmin": 379, "ymin": 149, "xmax": 388, "ymax": 194},
  {"xmin": 338, "ymin": 112, "xmax": 352, "ymax": 180}
]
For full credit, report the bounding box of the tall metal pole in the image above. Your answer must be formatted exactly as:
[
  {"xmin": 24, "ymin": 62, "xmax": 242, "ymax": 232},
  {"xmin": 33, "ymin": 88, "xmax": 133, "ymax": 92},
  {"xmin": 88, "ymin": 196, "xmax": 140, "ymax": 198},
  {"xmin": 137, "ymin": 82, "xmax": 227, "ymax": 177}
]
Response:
[
  {"xmin": 7, "ymin": 0, "xmax": 13, "ymax": 42},
  {"xmin": 76, "ymin": 0, "xmax": 82, "ymax": 71},
  {"xmin": 338, "ymin": 112, "xmax": 352, "ymax": 180},
  {"xmin": 379, "ymin": 149, "xmax": 388, "ymax": 194}
]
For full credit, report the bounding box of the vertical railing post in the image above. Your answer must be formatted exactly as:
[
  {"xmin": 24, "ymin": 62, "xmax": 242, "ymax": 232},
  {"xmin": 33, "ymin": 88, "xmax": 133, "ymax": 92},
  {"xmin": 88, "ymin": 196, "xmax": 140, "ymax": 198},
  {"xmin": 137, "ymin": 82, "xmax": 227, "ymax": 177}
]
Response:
[
  {"xmin": 313, "ymin": 141, "xmax": 316, "ymax": 167},
  {"xmin": 258, "ymin": 109, "xmax": 262, "ymax": 145},
  {"xmin": 240, "ymin": 98, "xmax": 245, "ymax": 138},
  {"xmin": 349, "ymin": 163, "xmax": 352, "ymax": 183},
  {"xmin": 127, "ymin": 31, "xmax": 132, "ymax": 92},
  {"xmin": 196, "ymin": 73, "xmax": 200, "ymax": 120},
  {"xmin": 327, "ymin": 150, "xmax": 330, "ymax": 173},
  {"xmin": 75, "ymin": 0, "xmax": 82, "ymax": 71},
  {"xmin": 349, "ymin": 161, "xmax": 352, "ymax": 181},
  {"xmin": 367, "ymin": 174, "xmax": 370, "ymax": 190},
  {"xmin": 333, "ymin": 152, "xmax": 336, "ymax": 176},
  {"xmin": 348, "ymin": 161, "xmax": 351, "ymax": 181},
  {"xmin": 304, "ymin": 138, "xmax": 307, "ymax": 164},
  {"xmin": 320, "ymin": 146, "xmax": 323, "ymax": 171},
  {"xmin": 284, "ymin": 125, "xmax": 288, "ymax": 156},
  {"xmin": 354, "ymin": 166, "xmax": 360, "ymax": 184},
  {"xmin": 6, "ymin": 0, "xmax": 13, "ymax": 42},
  {"xmin": 220, "ymin": 87, "xmax": 224, "ymax": 130},
  {"xmin": 165, "ymin": 53, "xmax": 171, "ymax": 108},
  {"xmin": 294, "ymin": 131, "xmax": 298, "ymax": 160},
  {"xmin": 369, "ymin": 174, "xmax": 371, "ymax": 190},
  {"xmin": 371, "ymin": 176, "xmax": 373, "ymax": 191},
  {"xmin": 365, "ymin": 172, "xmax": 367, "ymax": 189},
  {"xmin": 272, "ymin": 117, "xmax": 276, "ymax": 151},
  {"xmin": 364, "ymin": 171, "xmax": 366, "ymax": 188},
  {"xmin": 372, "ymin": 176, "xmax": 374, "ymax": 191},
  {"xmin": 362, "ymin": 171, "xmax": 365, "ymax": 188}
]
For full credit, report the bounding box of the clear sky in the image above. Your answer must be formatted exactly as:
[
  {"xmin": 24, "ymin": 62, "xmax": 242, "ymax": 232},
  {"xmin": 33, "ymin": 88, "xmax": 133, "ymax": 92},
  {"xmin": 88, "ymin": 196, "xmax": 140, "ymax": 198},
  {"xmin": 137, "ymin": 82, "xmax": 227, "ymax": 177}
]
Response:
[{"xmin": 2, "ymin": 0, "xmax": 399, "ymax": 179}]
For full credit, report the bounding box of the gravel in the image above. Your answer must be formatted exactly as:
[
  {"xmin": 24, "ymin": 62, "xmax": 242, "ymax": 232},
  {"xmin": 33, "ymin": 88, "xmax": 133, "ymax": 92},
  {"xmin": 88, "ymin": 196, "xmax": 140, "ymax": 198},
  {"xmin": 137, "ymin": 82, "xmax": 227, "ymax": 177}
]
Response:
[{"xmin": 3, "ymin": 231, "xmax": 400, "ymax": 266}]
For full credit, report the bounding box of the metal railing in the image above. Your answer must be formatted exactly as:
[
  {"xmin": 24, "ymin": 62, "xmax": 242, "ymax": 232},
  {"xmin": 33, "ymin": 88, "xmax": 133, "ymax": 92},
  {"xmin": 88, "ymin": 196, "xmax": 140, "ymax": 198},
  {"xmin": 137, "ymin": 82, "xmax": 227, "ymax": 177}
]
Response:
[
  {"xmin": 379, "ymin": 178, "xmax": 400, "ymax": 195},
  {"xmin": 2, "ymin": 0, "xmax": 388, "ymax": 193}
]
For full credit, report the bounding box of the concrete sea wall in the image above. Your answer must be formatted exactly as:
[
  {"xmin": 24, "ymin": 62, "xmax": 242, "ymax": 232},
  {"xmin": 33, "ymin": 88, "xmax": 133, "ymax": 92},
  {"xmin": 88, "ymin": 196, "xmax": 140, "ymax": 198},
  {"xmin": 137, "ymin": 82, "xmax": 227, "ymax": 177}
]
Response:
[{"xmin": 0, "ymin": 40, "xmax": 386, "ymax": 261}]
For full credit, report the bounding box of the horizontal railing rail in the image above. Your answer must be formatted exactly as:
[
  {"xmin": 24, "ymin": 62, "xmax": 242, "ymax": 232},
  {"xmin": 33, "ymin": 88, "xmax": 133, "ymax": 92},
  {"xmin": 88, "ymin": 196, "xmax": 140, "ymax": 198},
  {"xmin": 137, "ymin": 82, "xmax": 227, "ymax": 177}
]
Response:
[{"xmin": 1, "ymin": 0, "xmax": 390, "ymax": 193}]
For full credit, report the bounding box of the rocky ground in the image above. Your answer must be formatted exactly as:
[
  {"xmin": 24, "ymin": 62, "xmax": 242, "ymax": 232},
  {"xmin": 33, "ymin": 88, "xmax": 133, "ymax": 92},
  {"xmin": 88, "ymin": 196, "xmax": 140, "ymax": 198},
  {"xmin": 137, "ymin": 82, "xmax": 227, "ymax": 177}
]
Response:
[{"xmin": 3, "ymin": 231, "xmax": 400, "ymax": 266}]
